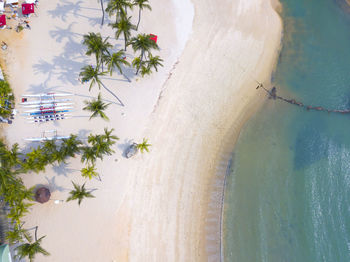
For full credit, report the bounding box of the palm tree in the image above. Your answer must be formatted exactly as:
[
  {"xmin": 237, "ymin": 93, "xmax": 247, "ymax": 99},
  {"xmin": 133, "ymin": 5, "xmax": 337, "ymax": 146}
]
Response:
[
  {"xmin": 140, "ymin": 65, "xmax": 152, "ymax": 77},
  {"xmin": 0, "ymin": 143, "xmax": 22, "ymax": 168},
  {"xmin": 60, "ymin": 135, "xmax": 82, "ymax": 158},
  {"xmin": 81, "ymin": 146, "xmax": 97, "ymax": 164},
  {"xmin": 83, "ymin": 93, "xmax": 111, "ymax": 120},
  {"xmin": 111, "ymin": 16, "xmax": 135, "ymax": 50},
  {"xmin": 82, "ymin": 32, "xmax": 112, "ymax": 69},
  {"xmin": 6, "ymin": 224, "xmax": 31, "ymax": 245},
  {"xmin": 66, "ymin": 182, "xmax": 95, "ymax": 206},
  {"xmin": 22, "ymin": 147, "xmax": 48, "ymax": 173},
  {"xmin": 102, "ymin": 128, "xmax": 119, "ymax": 144},
  {"xmin": 102, "ymin": 50, "xmax": 130, "ymax": 76},
  {"xmin": 42, "ymin": 140, "xmax": 59, "ymax": 164},
  {"xmin": 15, "ymin": 235, "xmax": 50, "ymax": 262},
  {"xmin": 136, "ymin": 138, "xmax": 151, "ymax": 153},
  {"xmin": 81, "ymin": 164, "xmax": 100, "ymax": 180},
  {"xmin": 128, "ymin": 33, "xmax": 159, "ymax": 74},
  {"xmin": 80, "ymin": 65, "xmax": 124, "ymax": 105},
  {"xmin": 79, "ymin": 65, "xmax": 107, "ymax": 91},
  {"xmin": 106, "ymin": 0, "xmax": 133, "ymax": 23},
  {"xmin": 133, "ymin": 0, "xmax": 151, "ymax": 30},
  {"xmin": 147, "ymin": 53, "xmax": 163, "ymax": 72},
  {"xmin": 88, "ymin": 134, "xmax": 114, "ymax": 160}
]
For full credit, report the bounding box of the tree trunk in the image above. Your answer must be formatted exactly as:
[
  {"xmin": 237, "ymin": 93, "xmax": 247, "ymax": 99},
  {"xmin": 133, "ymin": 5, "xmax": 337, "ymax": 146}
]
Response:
[
  {"xmin": 101, "ymin": 82, "xmax": 125, "ymax": 106},
  {"xmin": 34, "ymin": 226, "xmax": 38, "ymax": 242},
  {"xmin": 136, "ymin": 50, "xmax": 144, "ymax": 75},
  {"xmin": 100, "ymin": 0, "xmax": 105, "ymax": 26},
  {"xmin": 124, "ymin": 32, "xmax": 127, "ymax": 51},
  {"xmin": 136, "ymin": 8, "xmax": 141, "ymax": 30}
]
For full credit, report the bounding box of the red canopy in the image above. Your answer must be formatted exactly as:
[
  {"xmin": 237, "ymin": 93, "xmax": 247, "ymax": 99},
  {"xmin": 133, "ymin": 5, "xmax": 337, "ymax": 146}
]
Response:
[
  {"xmin": 22, "ymin": 3, "xmax": 34, "ymax": 15},
  {"xmin": 0, "ymin": 15, "xmax": 6, "ymax": 27},
  {"xmin": 149, "ymin": 34, "xmax": 158, "ymax": 43}
]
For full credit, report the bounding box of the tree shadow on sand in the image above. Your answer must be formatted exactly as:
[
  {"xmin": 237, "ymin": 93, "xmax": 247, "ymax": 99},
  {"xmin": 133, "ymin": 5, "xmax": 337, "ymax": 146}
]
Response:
[{"xmin": 47, "ymin": 0, "xmax": 104, "ymax": 26}]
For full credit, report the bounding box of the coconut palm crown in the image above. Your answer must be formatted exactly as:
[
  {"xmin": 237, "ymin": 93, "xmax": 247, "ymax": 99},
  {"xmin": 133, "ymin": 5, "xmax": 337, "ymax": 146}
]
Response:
[
  {"xmin": 136, "ymin": 138, "xmax": 151, "ymax": 153},
  {"xmin": 83, "ymin": 93, "xmax": 111, "ymax": 120},
  {"xmin": 15, "ymin": 236, "xmax": 50, "ymax": 262},
  {"xmin": 102, "ymin": 50, "xmax": 130, "ymax": 76},
  {"xmin": 66, "ymin": 182, "xmax": 95, "ymax": 206}
]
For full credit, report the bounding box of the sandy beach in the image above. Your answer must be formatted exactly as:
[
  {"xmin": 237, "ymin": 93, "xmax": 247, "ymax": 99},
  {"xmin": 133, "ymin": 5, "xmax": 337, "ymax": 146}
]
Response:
[{"xmin": 1, "ymin": 0, "xmax": 282, "ymax": 261}]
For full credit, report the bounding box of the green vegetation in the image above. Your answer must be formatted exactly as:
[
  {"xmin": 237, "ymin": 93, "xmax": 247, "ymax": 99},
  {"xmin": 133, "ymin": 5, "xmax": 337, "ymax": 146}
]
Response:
[
  {"xmin": 0, "ymin": 127, "xmax": 118, "ymax": 260},
  {"xmin": 136, "ymin": 138, "xmax": 151, "ymax": 153},
  {"xmin": 15, "ymin": 228, "xmax": 50, "ymax": 262},
  {"xmin": 83, "ymin": 93, "xmax": 111, "ymax": 121},
  {"xmin": 66, "ymin": 182, "xmax": 95, "ymax": 206},
  {"xmin": 0, "ymin": 80, "xmax": 14, "ymax": 118}
]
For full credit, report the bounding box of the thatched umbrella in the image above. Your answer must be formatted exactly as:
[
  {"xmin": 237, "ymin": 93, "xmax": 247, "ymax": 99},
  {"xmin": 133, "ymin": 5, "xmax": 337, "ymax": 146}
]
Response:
[{"xmin": 35, "ymin": 187, "xmax": 51, "ymax": 204}]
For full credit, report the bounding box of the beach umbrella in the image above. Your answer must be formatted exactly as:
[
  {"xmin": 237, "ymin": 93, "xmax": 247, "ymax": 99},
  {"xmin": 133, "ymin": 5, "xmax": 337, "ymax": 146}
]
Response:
[
  {"xmin": 22, "ymin": 3, "xmax": 34, "ymax": 15},
  {"xmin": 35, "ymin": 187, "xmax": 51, "ymax": 203},
  {"xmin": 0, "ymin": 15, "xmax": 6, "ymax": 27},
  {"xmin": 149, "ymin": 34, "xmax": 157, "ymax": 43}
]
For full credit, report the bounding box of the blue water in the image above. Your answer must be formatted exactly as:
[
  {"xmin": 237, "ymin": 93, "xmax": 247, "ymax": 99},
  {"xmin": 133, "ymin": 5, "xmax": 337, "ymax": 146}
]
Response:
[{"xmin": 223, "ymin": 0, "xmax": 350, "ymax": 261}]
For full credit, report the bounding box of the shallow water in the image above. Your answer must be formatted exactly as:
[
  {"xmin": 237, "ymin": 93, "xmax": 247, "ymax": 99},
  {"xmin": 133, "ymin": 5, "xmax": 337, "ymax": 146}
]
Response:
[{"xmin": 223, "ymin": 0, "xmax": 350, "ymax": 261}]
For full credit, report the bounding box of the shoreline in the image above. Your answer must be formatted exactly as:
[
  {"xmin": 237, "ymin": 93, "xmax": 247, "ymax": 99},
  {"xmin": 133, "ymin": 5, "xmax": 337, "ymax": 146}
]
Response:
[
  {"xmin": 1, "ymin": 0, "xmax": 283, "ymax": 261},
  {"xmin": 217, "ymin": 1, "xmax": 284, "ymax": 260}
]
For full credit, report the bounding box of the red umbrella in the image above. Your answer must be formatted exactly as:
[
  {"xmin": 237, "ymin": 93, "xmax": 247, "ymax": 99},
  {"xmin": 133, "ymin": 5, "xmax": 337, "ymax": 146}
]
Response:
[
  {"xmin": 35, "ymin": 187, "xmax": 51, "ymax": 203},
  {"xmin": 149, "ymin": 34, "xmax": 158, "ymax": 43},
  {"xmin": 22, "ymin": 3, "xmax": 34, "ymax": 15},
  {"xmin": 0, "ymin": 15, "xmax": 6, "ymax": 27}
]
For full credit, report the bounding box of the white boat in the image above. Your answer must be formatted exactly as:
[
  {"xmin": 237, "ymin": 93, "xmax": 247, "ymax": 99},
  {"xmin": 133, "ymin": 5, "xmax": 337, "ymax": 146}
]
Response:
[
  {"xmin": 28, "ymin": 116, "xmax": 72, "ymax": 124},
  {"xmin": 22, "ymin": 93, "xmax": 74, "ymax": 98},
  {"xmin": 21, "ymin": 109, "xmax": 73, "ymax": 116},
  {"xmin": 20, "ymin": 98, "xmax": 72, "ymax": 105},
  {"xmin": 23, "ymin": 106, "xmax": 73, "ymax": 113},
  {"xmin": 22, "ymin": 102, "xmax": 74, "ymax": 108},
  {"xmin": 25, "ymin": 136, "xmax": 71, "ymax": 142},
  {"xmin": 26, "ymin": 113, "xmax": 72, "ymax": 120},
  {"xmin": 25, "ymin": 130, "xmax": 70, "ymax": 142}
]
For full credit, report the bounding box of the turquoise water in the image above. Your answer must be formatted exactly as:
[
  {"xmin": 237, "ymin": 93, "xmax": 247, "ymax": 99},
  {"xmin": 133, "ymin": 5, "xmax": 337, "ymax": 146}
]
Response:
[{"xmin": 223, "ymin": 0, "xmax": 350, "ymax": 261}]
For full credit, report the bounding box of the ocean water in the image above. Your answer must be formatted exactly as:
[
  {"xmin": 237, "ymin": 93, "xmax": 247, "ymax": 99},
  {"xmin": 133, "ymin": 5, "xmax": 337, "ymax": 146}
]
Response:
[{"xmin": 223, "ymin": 0, "xmax": 350, "ymax": 261}]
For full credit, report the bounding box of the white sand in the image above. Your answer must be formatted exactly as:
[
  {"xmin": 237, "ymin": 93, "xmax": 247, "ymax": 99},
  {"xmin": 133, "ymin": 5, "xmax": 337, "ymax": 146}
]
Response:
[{"xmin": 2, "ymin": 0, "xmax": 282, "ymax": 261}]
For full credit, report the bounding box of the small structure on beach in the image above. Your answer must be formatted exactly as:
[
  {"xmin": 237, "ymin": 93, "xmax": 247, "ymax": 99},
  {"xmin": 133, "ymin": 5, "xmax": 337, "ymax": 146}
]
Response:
[
  {"xmin": 22, "ymin": 3, "xmax": 34, "ymax": 16},
  {"xmin": 0, "ymin": 15, "xmax": 6, "ymax": 29},
  {"xmin": 35, "ymin": 187, "xmax": 51, "ymax": 204},
  {"xmin": 149, "ymin": 34, "xmax": 158, "ymax": 43}
]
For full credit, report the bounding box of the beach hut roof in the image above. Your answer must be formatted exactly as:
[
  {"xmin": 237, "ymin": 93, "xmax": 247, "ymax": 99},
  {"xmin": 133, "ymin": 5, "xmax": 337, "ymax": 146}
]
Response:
[
  {"xmin": 0, "ymin": 2, "xmax": 4, "ymax": 12},
  {"xmin": 0, "ymin": 244, "xmax": 12, "ymax": 262},
  {"xmin": 35, "ymin": 187, "xmax": 51, "ymax": 203},
  {"xmin": 0, "ymin": 15, "xmax": 5, "ymax": 27},
  {"xmin": 22, "ymin": 3, "xmax": 34, "ymax": 15}
]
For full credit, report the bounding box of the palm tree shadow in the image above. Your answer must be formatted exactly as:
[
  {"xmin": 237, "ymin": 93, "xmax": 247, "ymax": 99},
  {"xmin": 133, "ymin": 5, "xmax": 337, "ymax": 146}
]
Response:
[
  {"xmin": 49, "ymin": 23, "xmax": 82, "ymax": 43},
  {"xmin": 74, "ymin": 92, "xmax": 121, "ymax": 106},
  {"xmin": 25, "ymin": 82, "xmax": 59, "ymax": 94},
  {"xmin": 52, "ymin": 162, "xmax": 75, "ymax": 177},
  {"xmin": 47, "ymin": 0, "xmax": 103, "ymax": 26},
  {"xmin": 117, "ymin": 138, "xmax": 134, "ymax": 158},
  {"xmin": 44, "ymin": 176, "xmax": 69, "ymax": 192}
]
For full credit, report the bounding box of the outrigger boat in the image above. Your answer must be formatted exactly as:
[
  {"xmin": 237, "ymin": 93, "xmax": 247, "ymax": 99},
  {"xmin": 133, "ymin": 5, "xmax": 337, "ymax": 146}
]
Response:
[
  {"xmin": 22, "ymin": 102, "xmax": 74, "ymax": 108},
  {"xmin": 22, "ymin": 93, "xmax": 74, "ymax": 98},
  {"xmin": 26, "ymin": 113, "xmax": 72, "ymax": 120},
  {"xmin": 28, "ymin": 116, "xmax": 72, "ymax": 124},
  {"xmin": 22, "ymin": 109, "xmax": 73, "ymax": 116},
  {"xmin": 25, "ymin": 130, "xmax": 70, "ymax": 142},
  {"xmin": 23, "ymin": 106, "xmax": 73, "ymax": 113},
  {"xmin": 20, "ymin": 98, "xmax": 72, "ymax": 105}
]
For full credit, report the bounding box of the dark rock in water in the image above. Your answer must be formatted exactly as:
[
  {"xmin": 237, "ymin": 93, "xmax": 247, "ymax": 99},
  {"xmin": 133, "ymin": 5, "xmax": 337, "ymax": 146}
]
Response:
[{"xmin": 125, "ymin": 143, "xmax": 138, "ymax": 158}]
